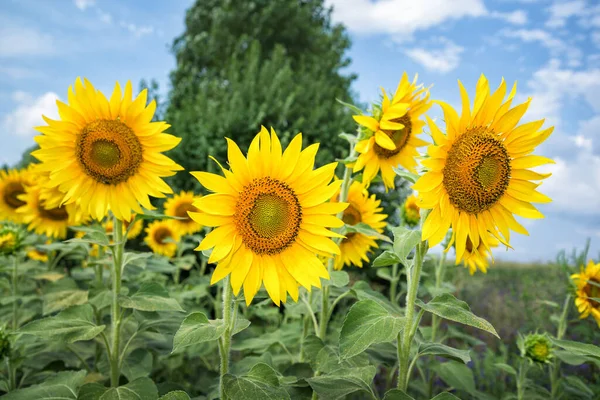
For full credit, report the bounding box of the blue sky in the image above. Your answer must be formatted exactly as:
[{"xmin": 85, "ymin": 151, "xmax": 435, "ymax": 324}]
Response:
[{"xmin": 0, "ymin": 0, "xmax": 599, "ymax": 263}]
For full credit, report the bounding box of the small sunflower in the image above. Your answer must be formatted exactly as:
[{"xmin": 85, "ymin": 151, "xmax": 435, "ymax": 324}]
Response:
[
  {"xmin": 0, "ymin": 168, "xmax": 32, "ymax": 223},
  {"xmin": 145, "ymin": 220, "xmax": 180, "ymax": 258},
  {"xmin": 353, "ymin": 72, "xmax": 432, "ymax": 190},
  {"xmin": 332, "ymin": 181, "xmax": 387, "ymax": 270},
  {"xmin": 17, "ymin": 185, "xmax": 83, "ymax": 239},
  {"xmin": 32, "ymin": 77, "xmax": 183, "ymax": 221},
  {"xmin": 521, "ymin": 333, "xmax": 553, "ymax": 364},
  {"xmin": 460, "ymin": 233, "xmax": 499, "ymax": 275},
  {"xmin": 0, "ymin": 226, "xmax": 21, "ymax": 255},
  {"xmin": 27, "ymin": 241, "xmax": 52, "ymax": 263},
  {"xmin": 571, "ymin": 260, "xmax": 600, "ymax": 327},
  {"xmin": 401, "ymin": 194, "xmax": 420, "ymax": 227},
  {"xmin": 414, "ymin": 75, "xmax": 554, "ymax": 263},
  {"xmin": 164, "ymin": 191, "xmax": 202, "ymax": 235},
  {"xmin": 191, "ymin": 127, "xmax": 347, "ymax": 306}
]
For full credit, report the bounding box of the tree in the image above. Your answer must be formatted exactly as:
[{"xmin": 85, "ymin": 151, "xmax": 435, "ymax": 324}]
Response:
[{"xmin": 165, "ymin": 0, "xmax": 358, "ymax": 191}]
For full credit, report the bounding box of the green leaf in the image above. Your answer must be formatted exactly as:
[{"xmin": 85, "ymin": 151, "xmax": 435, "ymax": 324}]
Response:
[
  {"xmin": 99, "ymin": 377, "xmax": 158, "ymax": 400},
  {"xmin": 307, "ymin": 366, "xmax": 377, "ymax": 400},
  {"xmin": 122, "ymin": 348, "xmax": 153, "ymax": 381},
  {"xmin": 338, "ymin": 132, "xmax": 358, "ymax": 144},
  {"xmin": 43, "ymin": 290, "xmax": 88, "ymax": 315},
  {"xmin": 431, "ymin": 393, "xmax": 462, "ymax": 400},
  {"xmin": 392, "ymin": 167, "xmax": 420, "ymax": 184},
  {"xmin": 119, "ymin": 282, "xmax": 184, "ymax": 312},
  {"xmin": 436, "ymin": 361, "xmax": 476, "ymax": 394},
  {"xmin": 158, "ymin": 392, "xmax": 191, "ymax": 400},
  {"xmin": 122, "ymin": 252, "xmax": 152, "ymax": 269},
  {"xmin": 67, "ymin": 225, "xmax": 110, "ymax": 246},
  {"xmin": 553, "ymin": 350, "xmax": 591, "ymax": 365},
  {"xmin": 329, "ymin": 270, "xmax": 349, "ymax": 287},
  {"xmin": 351, "ymin": 281, "xmax": 402, "ymax": 316},
  {"xmin": 550, "ymin": 338, "xmax": 600, "ymax": 360},
  {"xmin": 339, "ymin": 299, "xmax": 405, "ymax": 359},
  {"xmin": 493, "ymin": 363, "xmax": 517, "ymax": 375},
  {"xmin": 562, "ymin": 375, "xmax": 595, "ymax": 399},
  {"xmin": 19, "ymin": 304, "xmax": 105, "ymax": 343},
  {"xmin": 223, "ymin": 363, "xmax": 290, "ymax": 400},
  {"xmin": 392, "ymin": 226, "xmax": 422, "ymax": 266},
  {"xmin": 383, "ymin": 389, "xmax": 415, "ymax": 400},
  {"xmin": 344, "ymin": 223, "xmax": 392, "ymax": 243},
  {"xmin": 172, "ymin": 312, "xmax": 224, "ymax": 353},
  {"xmin": 418, "ymin": 342, "xmax": 471, "ymax": 364},
  {"xmin": 78, "ymin": 383, "xmax": 108, "ymax": 400},
  {"xmin": 416, "ymin": 293, "xmax": 499, "ymax": 338},
  {"xmin": 336, "ymin": 98, "xmax": 364, "ymax": 115},
  {"xmin": 372, "ymin": 250, "xmax": 401, "ymax": 268},
  {"xmin": 0, "ymin": 370, "xmax": 86, "ymax": 400}
]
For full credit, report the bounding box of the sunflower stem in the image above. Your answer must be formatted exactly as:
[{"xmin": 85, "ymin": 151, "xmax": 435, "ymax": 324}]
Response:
[
  {"xmin": 11, "ymin": 255, "xmax": 18, "ymax": 331},
  {"xmin": 550, "ymin": 294, "xmax": 570, "ymax": 399},
  {"xmin": 219, "ymin": 276, "xmax": 234, "ymax": 400},
  {"xmin": 109, "ymin": 216, "xmax": 124, "ymax": 387},
  {"xmin": 390, "ymin": 263, "xmax": 399, "ymax": 302}
]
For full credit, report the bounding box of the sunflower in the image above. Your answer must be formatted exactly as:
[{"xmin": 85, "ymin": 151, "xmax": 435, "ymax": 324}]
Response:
[
  {"xmin": 522, "ymin": 333, "xmax": 553, "ymax": 364},
  {"xmin": 164, "ymin": 191, "xmax": 202, "ymax": 235},
  {"xmin": 17, "ymin": 185, "xmax": 84, "ymax": 239},
  {"xmin": 401, "ymin": 194, "xmax": 420, "ymax": 227},
  {"xmin": 103, "ymin": 216, "xmax": 144, "ymax": 240},
  {"xmin": 32, "ymin": 77, "xmax": 183, "ymax": 221},
  {"xmin": 144, "ymin": 220, "xmax": 181, "ymax": 258},
  {"xmin": 331, "ymin": 181, "xmax": 387, "ymax": 270},
  {"xmin": 460, "ymin": 233, "xmax": 499, "ymax": 275},
  {"xmin": 190, "ymin": 127, "xmax": 347, "ymax": 306},
  {"xmin": 353, "ymin": 72, "xmax": 432, "ymax": 190},
  {"xmin": 571, "ymin": 260, "xmax": 600, "ymax": 327},
  {"xmin": 0, "ymin": 223, "xmax": 24, "ymax": 255},
  {"xmin": 27, "ymin": 241, "xmax": 51, "ymax": 263},
  {"xmin": 414, "ymin": 75, "xmax": 554, "ymax": 263},
  {"xmin": 0, "ymin": 168, "xmax": 33, "ymax": 223}
]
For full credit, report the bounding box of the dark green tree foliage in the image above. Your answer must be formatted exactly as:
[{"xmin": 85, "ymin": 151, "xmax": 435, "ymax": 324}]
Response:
[{"xmin": 166, "ymin": 0, "xmax": 358, "ymax": 191}]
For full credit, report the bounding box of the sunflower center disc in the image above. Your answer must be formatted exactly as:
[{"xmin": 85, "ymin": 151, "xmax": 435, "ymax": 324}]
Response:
[
  {"xmin": 585, "ymin": 278, "xmax": 600, "ymax": 299},
  {"xmin": 443, "ymin": 128, "xmax": 511, "ymax": 214},
  {"xmin": 153, "ymin": 227, "xmax": 172, "ymax": 245},
  {"xmin": 175, "ymin": 202, "xmax": 196, "ymax": 222},
  {"xmin": 3, "ymin": 182, "xmax": 26, "ymax": 209},
  {"xmin": 236, "ymin": 177, "xmax": 302, "ymax": 255},
  {"xmin": 37, "ymin": 201, "xmax": 69, "ymax": 221},
  {"xmin": 76, "ymin": 120, "xmax": 143, "ymax": 185},
  {"xmin": 342, "ymin": 205, "xmax": 362, "ymax": 226},
  {"xmin": 374, "ymin": 115, "xmax": 412, "ymax": 158}
]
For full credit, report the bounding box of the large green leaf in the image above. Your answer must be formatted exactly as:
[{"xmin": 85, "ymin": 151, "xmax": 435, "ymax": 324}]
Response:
[
  {"xmin": 351, "ymin": 281, "xmax": 402, "ymax": 316},
  {"xmin": 416, "ymin": 293, "xmax": 499, "ymax": 338},
  {"xmin": 430, "ymin": 393, "xmax": 461, "ymax": 400},
  {"xmin": 435, "ymin": 361, "xmax": 476, "ymax": 394},
  {"xmin": 43, "ymin": 290, "xmax": 88, "ymax": 315},
  {"xmin": 344, "ymin": 222, "xmax": 392, "ymax": 243},
  {"xmin": 418, "ymin": 342, "xmax": 471, "ymax": 364},
  {"xmin": 0, "ymin": 370, "xmax": 86, "ymax": 400},
  {"xmin": 339, "ymin": 300, "xmax": 405, "ymax": 359},
  {"xmin": 98, "ymin": 377, "xmax": 158, "ymax": 400},
  {"xmin": 223, "ymin": 363, "xmax": 290, "ymax": 400},
  {"xmin": 172, "ymin": 312, "xmax": 224, "ymax": 353},
  {"xmin": 307, "ymin": 366, "xmax": 377, "ymax": 400},
  {"xmin": 550, "ymin": 338, "xmax": 600, "ymax": 360},
  {"xmin": 391, "ymin": 226, "xmax": 422, "ymax": 266},
  {"xmin": 119, "ymin": 282, "xmax": 184, "ymax": 312},
  {"xmin": 158, "ymin": 392, "xmax": 191, "ymax": 400},
  {"xmin": 122, "ymin": 348, "xmax": 153, "ymax": 381},
  {"xmin": 382, "ymin": 389, "xmax": 415, "ymax": 400},
  {"xmin": 122, "ymin": 252, "xmax": 152, "ymax": 269},
  {"xmin": 19, "ymin": 304, "xmax": 105, "ymax": 343},
  {"xmin": 562, "ymin": 375, "xmax": 595, "ymax": 399},
  {"xmin": 78, "ymin": 383, "xmax": 109, "ymax": 400},
  {"xmin": 372, "ymin": 251, "xmax": 401, "ymax": 268}
]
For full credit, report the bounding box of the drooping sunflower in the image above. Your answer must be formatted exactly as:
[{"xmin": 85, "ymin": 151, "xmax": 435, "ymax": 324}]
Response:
[
  {"xmin": 17, "ymin": 185, "xmax": 84, "ymax": 239},
  {"xmin": 144, "ymin": 220, "xmax": 181, "ymax": 258},
  {"xmin": 0, "ymin": 168, "xmax": 33, "ymax": 223},
  {"xmin": 401, "ymin": 194, "xmax": 421, "ymax": 227},
  {"xmin": 571, "ymin": 260, "xmax": 600, "ymax": 327},
  {"xmin": 460, "ymin": 233, "xmax": 499, "ymax": 275},
  {"xmin": 331, "ymin": 181, "xmax": 387, "ymax": 270},
  {"xmin": 414, "ymin": 75, "xmax": 554, "ymax": 263},
  {"xmin": 353, "ymin": 72, "xmax": 432, "ymax": 190},
  {"xmin": 164, "ymin": 191, "xmax": 202, "ymax": 235},
  {"xmin": 32, "ymin": 78, "xmax": 183, "ymax": 221},
  {"xmin": 190, "ymin": 127, "xmax": 347, "ymax": 306}
]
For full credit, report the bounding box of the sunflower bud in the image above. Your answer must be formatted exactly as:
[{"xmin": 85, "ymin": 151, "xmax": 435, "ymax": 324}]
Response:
[
  {"xmin": 520, "ymin": 333, "xmax": 553, "ymax": 364},
  {"xmin": 0, "ymin": 224, "xmax": 24, "ymax": 256},
  {"xmin": 401, "ymin": 194, "xmax": 420, "ymax": 228}
]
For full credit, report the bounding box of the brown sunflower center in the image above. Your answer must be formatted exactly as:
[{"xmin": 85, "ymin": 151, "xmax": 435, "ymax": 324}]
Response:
[
  {"xmin": 342, "ymin": 204, "xmax": 362, "ymax": 226},
  {"xmin": 153, "ymin": 226, "xmax": 173, "ymax": 245},
  {"xmin": 37, "ymin": 201, "xmax": 69, "ymax": 222},
  {"xmin": 174, "ymin": 201, "xmax": 196, "ymax": 222},
  {"xmin": 584, "ymin": 278, "xmax": 600, "ymax": 300},
  {"xmin": 3, "ymin": 182, "xmax": 26, "ymax": 209},
  {"xmin": 235, "ymin": 177, "xmax": 302, "ymax": 255},
  {"xmin": 373, "ymin": 115, "xmax": 412, "ymax": 158},
  {"xmin": 76, "ymin": 120, "xmax": 143, "ymax": 185},
  {"xmin": 443, "ymin": 127, "xmax": 511, "ymax": 214}
]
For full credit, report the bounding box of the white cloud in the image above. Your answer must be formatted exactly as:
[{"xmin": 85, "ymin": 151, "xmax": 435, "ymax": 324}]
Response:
[
  {"xmin": 0, "ymin": 26, "xmax": 54, "ymax": 57},
  {"xmin": 1, "ymin": 91, "xmax": 59, "ymax": 137},
  {"xmin": 97, "ymin": 9, "xmax": 112, "ymax": 24},
  {"xmin": 545, "ymin": 0, "xmax": 586, "ymax": 28},
  {"xmin": 0, "ymin": 66, "xmax": 41, "ymax": 79},
  {"xmin": 490, "ymin": 10, "xmax": 528, "ymax": 25},
  {"xmin": 74, "ymin": 0, "xmax": 95, "ymax": 11},
  {"xmin": 571, "ymin": 134, "xmax": 593, "ymax": 150},
  {"xmin": 405, "ymin": 38, "xmax": 464, "ymax": 73},
  {"xmin": 500, "ymin": 29, "xmax": 582, "ymax": 67},
  {"xmin": 119, "ymin": 22, "xmax": 154, "ymax": 38}
]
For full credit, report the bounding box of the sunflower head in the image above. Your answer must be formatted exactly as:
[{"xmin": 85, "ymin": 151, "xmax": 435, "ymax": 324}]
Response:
[
  {"xmin": 332, "ymin": 181, "xmax": 387, "ymax": 270},
  {"xmin": 145, "ymin": 220, "xmax": 181, "ymax": 258},
  {"xmin": 32, "ymin": 78, "xmax": 183, "ymax": 221},
  {"xmin": 0, "ymin": 168, "xmax": 33, "ymax": 223},
  {"xmin": 571, "ymin": 260, "xmax": 600, "ymax": 327},
  {"xmin": 27, "ymin": 240, "xmax": 52, "ymax": 263},
  {"xmin": 164, "ymin": 191, "xmax": 202, "ymax": 236},
  {"xmin": 191, "ymin": 126, "xmax": 347, "ymax": 306},
  {"xmin": 401, "ymin": 194, "xmax": 421, "ymax": 228},
  {"xmin": 520, "ymin": 333, "xmax": 553, "ymax": 364},
  {"xmin": 458, "ymin": 233, "xmax": 500, "ymax": 275},
  {"xmin": 352, "ymin": 72, "xmax": 432, "ymax": 190},
  {"xmin": 415, "ymin": 75, "xmax": 554, "ymax": 263},
  {"xmin": 0, "ymin": 224, "xmax": 24, "ymax": 255}
]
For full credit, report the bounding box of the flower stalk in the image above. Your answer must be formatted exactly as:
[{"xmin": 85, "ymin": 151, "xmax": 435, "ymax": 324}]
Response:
[
  {"xmin": 11, "ymin": 255, "xmax": 18, "ymax": 331},
  {"xmin": 109, "ymin": 216, "xmax": 124, "ymax": 387},
  {"xmin": 550, "ymin": 295, "xmax": 570, "ymax": 398},
  {"xmin": 219, "ymin": 276, "xmax": 235, "ymax": 399}
]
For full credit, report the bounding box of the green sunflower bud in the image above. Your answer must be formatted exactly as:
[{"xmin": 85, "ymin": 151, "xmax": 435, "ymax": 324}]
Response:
[
  {"xmin": 520, "ymin": 333, "xmax": 553, "ymax": 364},
  {"xmin": 0, "ymin": 224, "xmax": 24, "ymax": 256}
]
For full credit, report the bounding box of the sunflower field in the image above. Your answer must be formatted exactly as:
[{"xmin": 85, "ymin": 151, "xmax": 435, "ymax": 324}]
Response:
[{"xmin": 1, "ymin": 1, "xmax": 600, "ymax": 400}]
